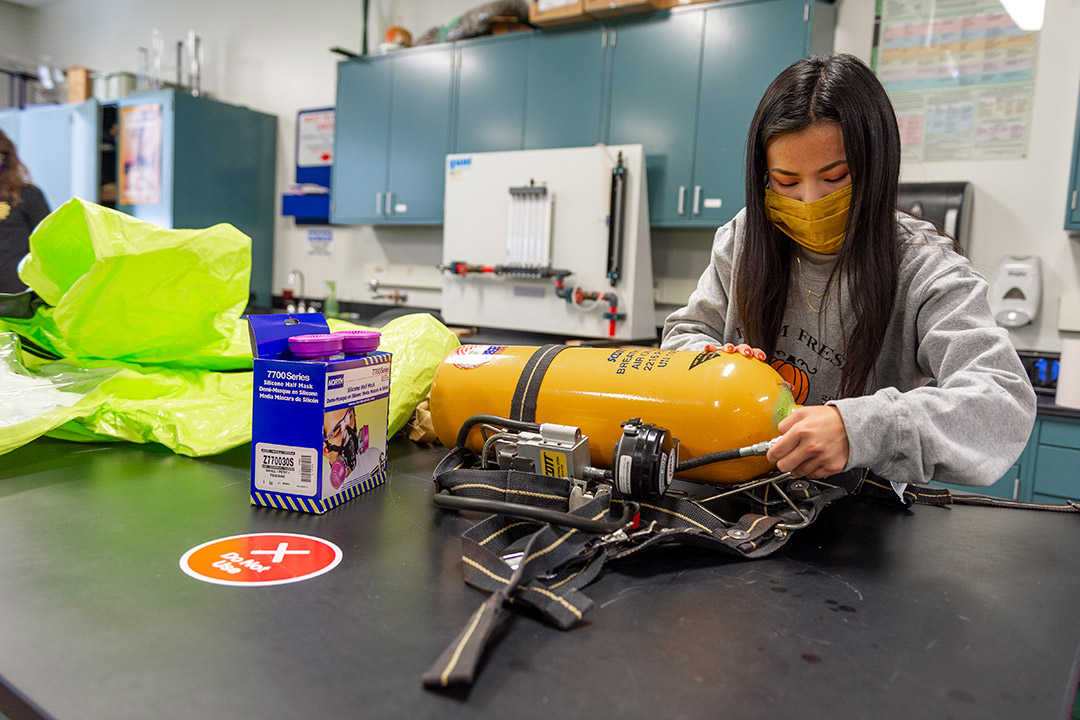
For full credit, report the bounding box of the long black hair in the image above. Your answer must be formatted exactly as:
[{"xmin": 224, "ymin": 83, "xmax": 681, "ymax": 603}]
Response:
[
  {"xmin": 736, "ymin": 53, "xmax": 901, "ymax": 398},
  {"xmin": 0, "ymin": 129, "xmax": 32, "ymax": 204}
]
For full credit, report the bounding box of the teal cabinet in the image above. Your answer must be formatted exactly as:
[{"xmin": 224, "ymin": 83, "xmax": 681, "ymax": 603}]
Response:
[
  {"xmin": 937, "ymin": 412, "xmax": 1080, "ymax": 503},
  {"xmin": 606, "ymin": 11, "xmax": 704, "ymax": 225},
  {"xmin": 604, "ymin": 0, "xmax": 833, "ymax": 227},
  {"xmin": 1030, "ymin": 416, "xmax": 1080, "ymax": 502},
  {"xmin": 0, "ymin": 100, "xmax": 99, "ymax": 213},
  {"xmin": 1066, "ymin": 76, "xmax": 1080, "ymax": 231},
  {"xmin": 388, "ymin": 47, "xmax": 454, "ymax": 221},
  {"xmin": 524, "ymin": 26, "xmax": 606, "ymax": 150},
  {"xmin": 454, "ymin": 35, "xmax": 528, "ymax": 153},
  {"xmin": 331, "ymin": 46, "xmax": 453, "ymax": 225},
  {"xmin": 331, "ymin": 0, "xmax": 835, "ymax": 227},
  {"xmin": 693, "ymin": 0, "xmax": 813, "ymax": 226},
  {"xmin": 331, "ymin": 58, "xmax": 391, "ymax": 224},
  {"xmin": 111, "ymin": 91, "xmax": 277, "ymax": 307}
]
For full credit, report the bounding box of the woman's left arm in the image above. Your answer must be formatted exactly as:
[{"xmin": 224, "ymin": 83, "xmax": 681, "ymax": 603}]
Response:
[{"xmin": 829, "ymin": 261, "xmax": 1036, "ymax": 487}]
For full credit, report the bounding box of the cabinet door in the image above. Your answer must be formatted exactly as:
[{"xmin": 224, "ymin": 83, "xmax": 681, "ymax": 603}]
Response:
[
  {"xmin": 386, "ymin": 46, "xmax": 453, "ymax": 223},
  {"xmin": 454, "ymin": 35, "xmax": 528, "ymax": 154},
  {"xmin": 16, "ymin": 100, "xmax": 100, "ymax": 212},
  {"xmin": 331, "ymin": 58, "xmax": 391, "ymax": 224},
  {"xmin": 607, "ymin": 11, "xmax": 705, "ymax": 226},
  {"xmin": 525, "ymin": 26, "xmax": 606, "ymax": 150},
  {"xmin": 1067, "ymin": 89, "xmax": 1080, "ymax": 230},
  {"xmin": 692, "ymin": 0, "xmax": 808, "ymax": 227}
]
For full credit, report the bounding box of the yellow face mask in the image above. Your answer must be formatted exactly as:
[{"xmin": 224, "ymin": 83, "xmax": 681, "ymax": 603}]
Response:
[{"xmin": 764, "ymin": 184, "xmax": 852, "ymax": 255}]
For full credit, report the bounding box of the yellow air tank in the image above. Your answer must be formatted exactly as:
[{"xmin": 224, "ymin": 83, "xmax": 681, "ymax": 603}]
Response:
[{"xmin": 429, "ymin": 345, "xmax": 797, "ymax": 485}]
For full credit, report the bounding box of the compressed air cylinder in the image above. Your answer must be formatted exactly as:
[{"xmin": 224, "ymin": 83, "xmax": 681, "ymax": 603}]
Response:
[{"xmin": 429, "ymin": 345, "xmax": 796, "ymax": 485}]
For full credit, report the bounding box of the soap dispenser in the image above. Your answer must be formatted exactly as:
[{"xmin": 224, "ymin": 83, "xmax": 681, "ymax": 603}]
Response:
[{"xmin": 990, "ymin": 256, "xmax": 1041, "ymax": 328}]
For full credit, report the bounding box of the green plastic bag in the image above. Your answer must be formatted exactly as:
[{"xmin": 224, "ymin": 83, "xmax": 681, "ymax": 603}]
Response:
[
  {"xmin": 7, "ymin": 197, "xmax": 252, "ymax": 369},
  {"xmin": 0, "ymin": 197, "xmax": 460, "ymax": 457},
  {"xmin": 0, "ymin": 332, "xmax": 118, "ymax": 456}
]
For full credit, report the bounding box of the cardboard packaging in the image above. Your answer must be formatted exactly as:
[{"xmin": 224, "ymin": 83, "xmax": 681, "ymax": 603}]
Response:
[
  {"xmin": 530, "ymin": 0, "xmax": 588, "ymax": 27},
  {"xmin": 584, "ymin": 0, "xmax": 662, "ymax": 18},
  {"xmin": 247, "ymin": 314, "xmax": 391, "ymax": 514},
  {"xmin": 66, "ymin": 66, "xmax": 93, "ymax": 103}
]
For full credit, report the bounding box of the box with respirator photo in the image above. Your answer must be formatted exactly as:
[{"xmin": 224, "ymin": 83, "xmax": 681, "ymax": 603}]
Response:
[{"xmin": 247, "ymin": 314, "xmax": 391, "ymax": 513}]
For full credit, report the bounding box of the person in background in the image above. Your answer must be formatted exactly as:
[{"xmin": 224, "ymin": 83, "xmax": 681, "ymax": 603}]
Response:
[
  {"xmin": 0, "ymin": 129, "xmax": 50, "ymax": 294},
  {"xmin": 661, "ymin": 53, "xmax": 1035, "ymax": 489}
]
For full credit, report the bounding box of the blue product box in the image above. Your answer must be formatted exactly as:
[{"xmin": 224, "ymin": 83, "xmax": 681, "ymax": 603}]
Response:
[{"xmin": 247, "ymin": 313, "xmax": 392, "ymax": 513}]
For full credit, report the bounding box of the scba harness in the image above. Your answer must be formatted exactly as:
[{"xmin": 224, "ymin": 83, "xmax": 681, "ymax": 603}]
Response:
[{"xmin": 422, "ymin": 345, "xmax": 1079, "ymax": 690}]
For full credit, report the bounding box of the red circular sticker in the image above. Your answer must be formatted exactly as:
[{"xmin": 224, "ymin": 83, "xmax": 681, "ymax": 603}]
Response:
[{"xmin": 180, "ymin": 533, "xmax": 342, "ymax": 587}]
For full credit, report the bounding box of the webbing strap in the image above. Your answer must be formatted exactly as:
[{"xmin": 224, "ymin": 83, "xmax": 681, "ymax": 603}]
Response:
[
  {"xmin": 425, "ymin": 461, "xmax": 850, "ymax": 689},
  {"xmin": 858, "ymin": 474, "xmax": 1080, "ymax": 512},
  {"xmin": 422, "ymin": 493, "xmax": 613, "ymax": 688},
  {"xmin": 509, "ymin": 344, "xmax": 567, "ymax": 423}
]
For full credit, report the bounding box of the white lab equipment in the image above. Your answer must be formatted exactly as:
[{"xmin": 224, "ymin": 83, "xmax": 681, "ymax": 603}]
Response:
[{"xmin": 441, "ymin": 144, "xmax": 655, "ymax": 341}]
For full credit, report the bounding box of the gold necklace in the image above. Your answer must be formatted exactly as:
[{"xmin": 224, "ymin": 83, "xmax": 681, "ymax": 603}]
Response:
[{"xmin": 796, "ymin": 256, "xmax": 830, "ymax": 313}]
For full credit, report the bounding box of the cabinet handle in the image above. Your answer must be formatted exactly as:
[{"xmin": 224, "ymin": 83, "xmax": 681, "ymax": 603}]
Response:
[
  {"xmin": 385, "ymin": 191, "xmax": 393, "ymax": 216},
  {"xmin": 677, "ymin": 186, "xmax": 686, "ymax": 215},
  {"xmin": 376, "ymin": 192, "xmax": 383, "ymax": 216},
  {"xmin": 693, "ymin": 185, "xmax": 702, "ymax": 215},
  {"xmin": 1073, "ymin": 189, "xmax": 1078, "ymax": 211},
  {"xmin": 610, "ymin": 28, "xmax": 616, "ymax": 47}
]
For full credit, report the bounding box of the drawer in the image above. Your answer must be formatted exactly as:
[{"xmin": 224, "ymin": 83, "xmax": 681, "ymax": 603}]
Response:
[
  {"xmin": 1032, "ymin": 445, "xmax": 1080, "ymax": 499},
  {"xmin": 1038, "ymin": 418, "xmax": 1080, "ymax": 450},
  {"xmin": 937, "ymin": 465, "xmax": 1019, "ymax": 500},
  {"xmin": 1032, "ymin": 492, "xmax": 1077, "ymax": 505}
]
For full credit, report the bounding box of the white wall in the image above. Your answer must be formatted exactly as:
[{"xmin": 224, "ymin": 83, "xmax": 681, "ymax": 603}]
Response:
[
  {"xmin": 0, "ymin": 1, "xmax": 37, "ymax": 109},
  {"xmin": 11, "ymin": 0, "xmax": 1080, "ymax": 350},
  {"xmin": 15, "ymin": 0, "xmax": 477, "ymax": 312},
  {"xmin": 834, "ymin": 0, "xmax": 1080, "ymax": 352}
]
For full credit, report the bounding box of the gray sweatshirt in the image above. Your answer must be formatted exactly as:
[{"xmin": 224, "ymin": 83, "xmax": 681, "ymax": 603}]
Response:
[{"xmin": 661, "ymin": 209, "xmax": 1036, "ymax": 487}]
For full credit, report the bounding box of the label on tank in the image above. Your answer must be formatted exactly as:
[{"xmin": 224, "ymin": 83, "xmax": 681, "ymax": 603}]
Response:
[
  {"xmin": 606, "ymin": 349, "xmax": 673, "ymax": 375},
  {"xmin": 449, "ymin": 345, "xmax": 506, "ymax": 369}
]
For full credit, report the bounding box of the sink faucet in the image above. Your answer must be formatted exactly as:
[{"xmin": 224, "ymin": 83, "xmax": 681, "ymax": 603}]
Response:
[{"xmin": 288, "ymin": 269, "xmax": 306, "ymax": 312}]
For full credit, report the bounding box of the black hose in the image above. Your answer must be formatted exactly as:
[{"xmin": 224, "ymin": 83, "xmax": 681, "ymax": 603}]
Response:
[
  {"xmin": 454, "ymin": 414, "xmax": 541, "ymax": 449},
  {"xmin": 433, "ymin": 492, "xmax": 638, "ymax": 534},
  {"xmin": 676, "ymin": 448, "xmax": 744, "ymax": 471}
]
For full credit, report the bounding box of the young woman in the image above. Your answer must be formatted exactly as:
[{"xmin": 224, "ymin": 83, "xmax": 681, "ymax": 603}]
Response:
[
  {"xmin": 661, "ymin": 53, "xmax": 1035, "ymax": 488},
  {"xmin": 0, "ymin": 129, "xmax": 50, "ymax": 294}
]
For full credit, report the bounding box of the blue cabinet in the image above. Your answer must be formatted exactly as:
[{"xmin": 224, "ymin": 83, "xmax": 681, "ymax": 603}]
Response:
[
  {"xmin": 606, "ymin": 11, "xmax": 704, "ymax": 225},
  {"xmin": 1030, "ymin": 416, "xmax": 1080, "ymax": 502},
  {"xmin": 524, "ymin": 26, "xmax": 607, "ymax": 150},
  {"xmin": 332, "ymin": 0, "xmax": 835, "ymax": 227},
  {"xmin": 605, "ymin": 0, "xmax": 833, "ymax": 227},
  {"xmin": 935, "ymin": 412, "xmax": 1080, "ymax": 503},
  {"xmin": 332, "ymin": 59, "xmax": 391, "ymax": 224},
  {"xmin": 331, "ymin": 46, "xmax": 453, "ymax": 225},
  {"xmin": 454, "ymin": 35, "xmax": 528, "ymax": 153},
  {"xmin": 693, "ymin": 0, "xmax": 816, "ymax": 226},
  {"xmin": 111, "ymin": 91, "xmax": 277, "ymax": 307},
  {"xmin": 1066, "ymin": 76, "xmax": 1080, "ymax": 231},
  {"xmin": 0, "ymin": 100, "xmax": 99, "ymax": 213}
]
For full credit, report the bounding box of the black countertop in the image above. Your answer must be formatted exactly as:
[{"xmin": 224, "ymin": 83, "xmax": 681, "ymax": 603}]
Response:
[{"xmin": 1, "ymin": 436, "xmax": 1079, "ymax": 720}]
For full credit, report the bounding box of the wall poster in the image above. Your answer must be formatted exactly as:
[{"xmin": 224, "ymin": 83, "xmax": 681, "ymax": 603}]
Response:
[
  {"xmin": 872, "ymin": 0, "xmax": 1039, "ymax": 161},
  {"xmin": 118, "ymin": 103, "xmax": 163, "ymax": 204}
]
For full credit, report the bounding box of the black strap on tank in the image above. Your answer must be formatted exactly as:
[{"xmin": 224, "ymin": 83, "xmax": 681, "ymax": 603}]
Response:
[{"xmin": 509, "ymin": 344, "xmax": 568, "ymax": 423}]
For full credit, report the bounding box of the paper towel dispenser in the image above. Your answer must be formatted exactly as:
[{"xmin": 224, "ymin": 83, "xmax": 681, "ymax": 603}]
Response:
[{"xmin": 898, "ymin": 181, "xmax": 973, "ymax": 250}]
